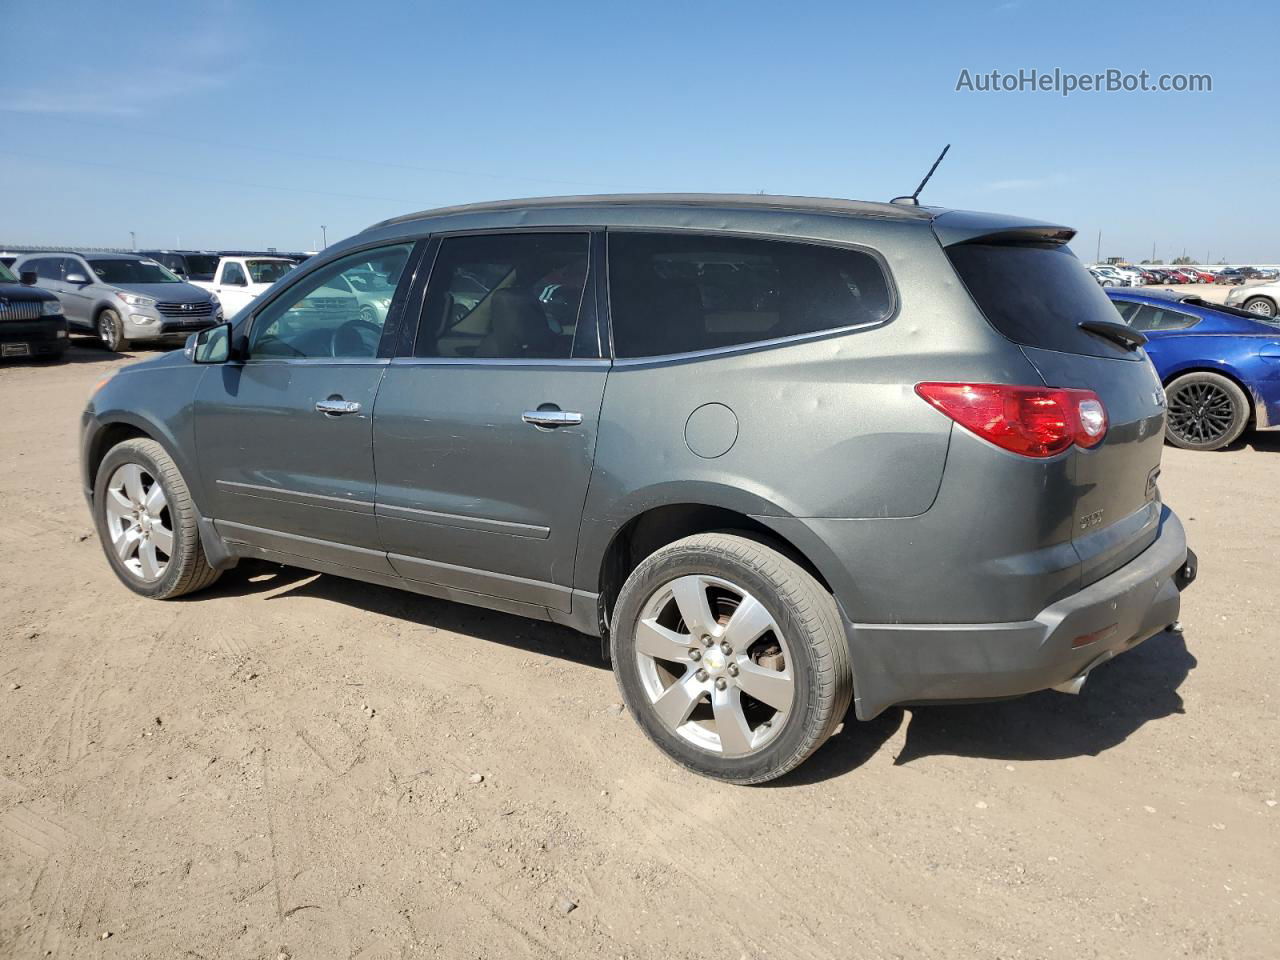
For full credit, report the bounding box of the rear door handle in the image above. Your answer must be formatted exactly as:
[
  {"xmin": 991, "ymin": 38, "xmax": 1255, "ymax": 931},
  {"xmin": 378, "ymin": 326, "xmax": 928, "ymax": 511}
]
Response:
[
  {"xmin": 316, "ymin": 399, "xmax": 361, "ymax": 416},
  {"xmin": 522, "ymin": 409, "xmax": 582, "ymax": 428}
]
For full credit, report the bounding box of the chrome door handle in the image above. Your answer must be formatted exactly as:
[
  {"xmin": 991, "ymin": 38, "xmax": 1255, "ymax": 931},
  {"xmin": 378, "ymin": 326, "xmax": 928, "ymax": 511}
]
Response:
[
  {"xmin": 316, "ymin": 399, "xmax": 361, "ymax": 416},
  {"xmin": 522, "ymin": 410, "xmax": 582, "ymax": 428}
]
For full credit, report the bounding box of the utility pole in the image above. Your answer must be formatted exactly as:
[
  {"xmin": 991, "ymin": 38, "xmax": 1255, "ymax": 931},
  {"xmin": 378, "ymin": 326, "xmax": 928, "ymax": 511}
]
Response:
[
  {"xmin": 321, "ymin": 225, "xmax": 328, "ymax": 248},
  {"xmin": 1096, "ymin": 230, "xmax": 1101, "ymax": 263},
  {"xmin": 129, "ymin": 231, "xmax": 136, "ymax": 251},
  {"xmin": 1152, "ymin": 240, "xmax": 1156, "ymax": 262}
]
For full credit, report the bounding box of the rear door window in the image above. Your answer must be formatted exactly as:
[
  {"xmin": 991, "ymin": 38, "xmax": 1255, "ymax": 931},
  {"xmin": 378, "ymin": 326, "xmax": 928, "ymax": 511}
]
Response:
[
  {"xmin": 946, "ymin": 241, "xmax": 1137, "ymax": 359},
  {"xmin": 607, "ymin": 232, "xmax": 892, "ymax": 358},
  {"xmin": 413, "ymin": 233, "xmax": 590, "ymax": 360}
]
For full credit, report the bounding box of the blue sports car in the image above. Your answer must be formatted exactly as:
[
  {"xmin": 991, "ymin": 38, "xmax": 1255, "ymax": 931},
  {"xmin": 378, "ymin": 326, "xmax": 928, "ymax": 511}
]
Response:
[{"xmin": 1106, "ymin": 289, "xmax": 1280, "ymax": 450}]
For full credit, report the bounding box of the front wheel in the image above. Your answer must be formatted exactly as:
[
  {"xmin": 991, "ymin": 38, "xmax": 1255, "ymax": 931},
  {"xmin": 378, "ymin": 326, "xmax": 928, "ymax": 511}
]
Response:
[
  {"xmin": 97, "ymin": 308, "xmax": 130, "ymax": 352},
  {"xmin": 611, "ymin": 533, "xmax": 852, "ymax": 784},
  {"xmin": 1242, "ymin": 296, "xmax": 1277, "ymax": 318},
  {"xmin": 94, "ymin": 438, "xmax": 221, "ymax": 598},
  {"xmin": 1164, "ymin": 372, "xmax": 1250, "ymax": 451}
]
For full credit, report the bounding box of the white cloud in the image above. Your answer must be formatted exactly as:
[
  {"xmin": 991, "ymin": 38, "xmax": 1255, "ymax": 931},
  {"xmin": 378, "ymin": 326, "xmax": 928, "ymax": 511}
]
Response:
[{"xmin": 3, "ymin": 10, "xmax": 242, "ymax": 117}]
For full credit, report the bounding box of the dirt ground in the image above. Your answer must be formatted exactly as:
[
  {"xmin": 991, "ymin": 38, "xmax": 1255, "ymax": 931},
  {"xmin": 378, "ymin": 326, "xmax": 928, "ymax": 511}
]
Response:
[{"xmin": 1, "ymin": 310, "xmax": 1277, "ymax": 959}]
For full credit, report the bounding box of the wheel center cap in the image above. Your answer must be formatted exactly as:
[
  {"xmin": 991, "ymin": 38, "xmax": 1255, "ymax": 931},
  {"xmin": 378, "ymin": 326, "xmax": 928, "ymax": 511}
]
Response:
[{"xmin": 702, "ymin": 649, "xmax": 725, "ymax": 672}]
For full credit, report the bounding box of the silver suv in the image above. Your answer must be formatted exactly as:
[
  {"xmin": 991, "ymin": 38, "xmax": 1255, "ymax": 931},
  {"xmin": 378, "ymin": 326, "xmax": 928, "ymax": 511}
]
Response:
[
  {"xmin": 14, "ymin": 252, "xmax": 222, "ymax": 351},
  {"xmin": 79, "ymin": 195, "xmax": 1196, "ymax": 783}
]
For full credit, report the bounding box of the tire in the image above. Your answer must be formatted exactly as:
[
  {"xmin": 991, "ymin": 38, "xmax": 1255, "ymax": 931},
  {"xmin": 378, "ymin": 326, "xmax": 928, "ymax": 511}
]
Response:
[
  {"xmin": 93, "ymin": 438, "xmax": 221, "ymax": 599},
  {"xmin": 610, "ymin": 532, "xmax": 852, "ymax": 784},
  {"xmin": 1164, "ymin": 372, "xmax": 1250, "ymax": 451},
  {"xmin": 97, "ymin": 308, "xmax": 131, "ymax": 352},
  {"xmin": 1242, "ymin": 296, "xmax": 1277, "ymax": 318}
]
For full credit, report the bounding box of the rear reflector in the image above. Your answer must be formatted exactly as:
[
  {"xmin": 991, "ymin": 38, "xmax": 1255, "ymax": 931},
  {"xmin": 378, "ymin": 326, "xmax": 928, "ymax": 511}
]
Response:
[
  {"xmin": 1072, "ymin": 624, "xmax": 1118, "ymax": 648},
  {"xmin": 915, "ymin": 382, "xmax": 1109, "ymax": 458}
]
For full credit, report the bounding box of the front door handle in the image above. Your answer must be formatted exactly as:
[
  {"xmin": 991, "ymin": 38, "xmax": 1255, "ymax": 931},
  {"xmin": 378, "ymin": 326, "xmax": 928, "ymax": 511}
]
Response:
[
  {"xmin": 316, "ymin": 399, "xmax": 361, "ymax": 416},
  {"xmin": 522, "ymin": 409, "xmax": 582, "ymax": 428}
]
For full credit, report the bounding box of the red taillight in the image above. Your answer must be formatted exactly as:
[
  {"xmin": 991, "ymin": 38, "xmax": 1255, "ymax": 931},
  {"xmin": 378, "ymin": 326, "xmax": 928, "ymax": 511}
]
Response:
[{"xmin": 915, "ymin": 382, "xmax": 1108, "ymax": 458}]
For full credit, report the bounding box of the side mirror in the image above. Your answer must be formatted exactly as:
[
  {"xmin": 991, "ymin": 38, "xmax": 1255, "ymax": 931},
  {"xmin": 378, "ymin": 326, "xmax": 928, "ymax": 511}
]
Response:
[
  {"xmin": 65, "ymin": 273, "xmax": 89, "ymax": 285},
  {"xmin": 19, "ymin": 270, "xmax": 37, "ymax": 286},
  {"xmin": 186, "ymin": 321, "xmax": 233, "ymax": 364}
]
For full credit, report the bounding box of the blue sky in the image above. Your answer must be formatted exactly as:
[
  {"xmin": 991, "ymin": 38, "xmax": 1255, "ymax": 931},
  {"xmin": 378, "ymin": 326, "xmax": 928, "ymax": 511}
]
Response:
[{"xmin": 2, "ymin": 0, "xmax": 1276, "ymax": 261}]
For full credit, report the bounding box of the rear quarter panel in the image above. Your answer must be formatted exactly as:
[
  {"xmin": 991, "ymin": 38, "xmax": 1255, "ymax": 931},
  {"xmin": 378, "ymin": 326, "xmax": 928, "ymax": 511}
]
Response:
[{"xmin": 574, "ymin": 218, "xmax": 1045, "ymax": 597}]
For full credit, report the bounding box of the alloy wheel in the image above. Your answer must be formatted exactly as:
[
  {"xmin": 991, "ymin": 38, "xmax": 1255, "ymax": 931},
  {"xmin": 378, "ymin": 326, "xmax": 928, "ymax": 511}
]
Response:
[
  {"xmin": 1167, "ymin": 381, "xmax": 1236, "ymax": 447},
  {"xmin": 103, "ymin": 463, "xmax": 173, "ymax": 581},
  {"xmin": 1245, "ymin": 298, "xmax": 1276, "ymax": 317},
  {"xmin": 633, "ymin": 574, "xmax": 795, "ymax": 758},
  {"xmin": 99, "ymin": 312, "xmax": 119, "ymax": 350}
]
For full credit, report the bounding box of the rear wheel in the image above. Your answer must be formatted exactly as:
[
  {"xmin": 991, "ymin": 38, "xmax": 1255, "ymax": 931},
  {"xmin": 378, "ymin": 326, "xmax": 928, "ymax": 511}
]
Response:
[
  {"xmin": 97, "ymin": 308, "xmax": 130, "ymax": 352},
  {"xmin": 94, "ymin": 438, "xmax": 221, "ymax": 598},
  {"xmin": 1242, "ymin": 296, "xmax": 1277, "ymax": 318},
  {"xmin": 610, "ymin": 533, "xmax": 852, "ymax": 784},
  {"xmin": 1164, "ymin": 372, "xmax": 1250, "ymax": 451}
]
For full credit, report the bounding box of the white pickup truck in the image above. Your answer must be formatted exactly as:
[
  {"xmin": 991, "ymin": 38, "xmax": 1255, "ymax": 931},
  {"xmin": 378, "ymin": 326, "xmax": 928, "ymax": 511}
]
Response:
[{"xmin": 190, "ymin": 256, "xmax": 296, "ymax": 317}]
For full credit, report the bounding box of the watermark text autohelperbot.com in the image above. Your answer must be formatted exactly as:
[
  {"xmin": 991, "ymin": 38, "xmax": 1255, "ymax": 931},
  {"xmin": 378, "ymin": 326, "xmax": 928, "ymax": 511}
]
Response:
[{"xmin": 955, "ymin": 68, "xmax": 1212, "ymax": 96}]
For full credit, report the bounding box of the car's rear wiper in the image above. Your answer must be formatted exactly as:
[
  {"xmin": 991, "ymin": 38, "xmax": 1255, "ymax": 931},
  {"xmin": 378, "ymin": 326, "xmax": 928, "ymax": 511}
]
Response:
[{"xmin": 1078, "ymin": 319, "xmax": 1147, "ymax": 351}]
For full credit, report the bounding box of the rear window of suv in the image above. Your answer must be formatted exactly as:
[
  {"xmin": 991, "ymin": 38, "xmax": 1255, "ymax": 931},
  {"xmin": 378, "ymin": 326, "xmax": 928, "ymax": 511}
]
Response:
[
  {"xmin": 946, "ymin": 241, "xmax": 1137, "ymax": 359},
  {"xmin": 608, "ymin": 232, "xmax": 892, "ymax": 358}
]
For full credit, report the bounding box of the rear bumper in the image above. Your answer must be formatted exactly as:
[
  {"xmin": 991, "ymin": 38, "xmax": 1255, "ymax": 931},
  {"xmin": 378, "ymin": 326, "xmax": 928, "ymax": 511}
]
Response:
[{"xmin": 844, "ymin": 506, "xmax": 1192, "ymax": 720}]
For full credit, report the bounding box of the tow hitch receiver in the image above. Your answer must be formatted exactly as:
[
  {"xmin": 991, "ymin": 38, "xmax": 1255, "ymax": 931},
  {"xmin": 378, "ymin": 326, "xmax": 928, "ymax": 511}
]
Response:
[{"xmin": 1175, "ymin": 548, "xmax": 1198, "ymax": 592}]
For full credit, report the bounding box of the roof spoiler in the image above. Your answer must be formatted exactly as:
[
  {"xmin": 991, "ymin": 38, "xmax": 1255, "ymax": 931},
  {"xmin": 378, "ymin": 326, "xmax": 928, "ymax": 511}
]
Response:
[{"xmin": 932, "ymin": 210, "xmax": 1076, "ymax": 248}]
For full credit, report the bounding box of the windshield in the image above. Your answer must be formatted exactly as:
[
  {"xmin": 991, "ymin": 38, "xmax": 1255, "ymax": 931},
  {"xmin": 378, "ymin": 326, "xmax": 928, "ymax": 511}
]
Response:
[
  {"xmin": 0, "ymin": 262, "xmax": 17, "ymax": 284},
  {"xmin": 183, "ymin": 255, "xmax": 220, "ymax": 281},
  {"xmin": 247, "ymin": 260, "xmax": 294, "ymax": 284},
  {"xmin": 88, "ymin": 258, "xmax": 181, "ymax": 285}
]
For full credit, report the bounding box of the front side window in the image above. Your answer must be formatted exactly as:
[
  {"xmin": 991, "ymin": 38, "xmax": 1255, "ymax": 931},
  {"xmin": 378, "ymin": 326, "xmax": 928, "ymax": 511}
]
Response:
[
  {"xmin": 249, "ymin": 243, "xmax": 411, "ymax": 360},
  {"xmin": 413, "ymin": 233, "xmax": 589, "ymax": 359},
  {"xmin": 607, "ymin": 232, "xmax": 892, "ymax": 358},
  {"xmin": 87, "ymin": 258, "xmax": 180, "ymax": 285},
  {"xmin": 221, "ymin": 262, "xmax": 248, "ymax": 285}
]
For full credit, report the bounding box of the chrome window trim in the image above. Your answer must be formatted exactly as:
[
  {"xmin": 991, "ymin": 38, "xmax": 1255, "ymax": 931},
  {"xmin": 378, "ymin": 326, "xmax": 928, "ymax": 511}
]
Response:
[
  {"xmin": 236, "ymin": 356, "xmax": 392, "ymax": 368},
  {"xmin": 387, "ymin": 356, "xmax": 610, "ymax": 369}
]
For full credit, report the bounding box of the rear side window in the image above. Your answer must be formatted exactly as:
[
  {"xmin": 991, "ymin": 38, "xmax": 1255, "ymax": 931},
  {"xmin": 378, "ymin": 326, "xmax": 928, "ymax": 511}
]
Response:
[
  {"xmin": 1129, "ymin": 304, "xmax": 1200, "ymax": 332},
  {"xmin": 946, "ymin": 242, "xmax": 1136, "ymax": 359},
  {"xmin": 414, "ymin": 233, "xmax": 589, "ymax": 360},
  {"xmin": 1110, "ymin": 300, "xmax": 1141, "ymax": 323},
  {"xmin": 607, "ymin": 232, "xmax": 892, "ymax": 359}
]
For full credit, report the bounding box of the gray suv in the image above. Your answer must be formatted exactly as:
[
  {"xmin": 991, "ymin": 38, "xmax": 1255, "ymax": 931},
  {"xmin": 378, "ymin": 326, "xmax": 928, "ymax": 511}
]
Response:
[
  {"xmin": 79, "ymin": 195, "xmax": 1196, "ymax": 783},
  {"xmin": 15, "ymin": 252, "xmax": 222, "ymax": 351}
]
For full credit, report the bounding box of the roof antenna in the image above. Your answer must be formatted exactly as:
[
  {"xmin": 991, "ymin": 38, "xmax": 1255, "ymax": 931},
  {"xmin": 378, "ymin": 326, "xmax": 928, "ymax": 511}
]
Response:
[{"xmin": 891, "ymin": 143, "xmax": 950, "ymax": 206}]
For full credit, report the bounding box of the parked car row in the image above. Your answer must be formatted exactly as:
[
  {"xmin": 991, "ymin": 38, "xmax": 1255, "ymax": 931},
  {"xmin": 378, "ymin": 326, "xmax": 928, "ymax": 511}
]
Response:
[
  {"xmin": 0, "ymin": 248, "xmax": 313, "ymax": 356},
  {"xmin": 1088, "ymin": 264, "xmax": 1277, "ymax": 290}
]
